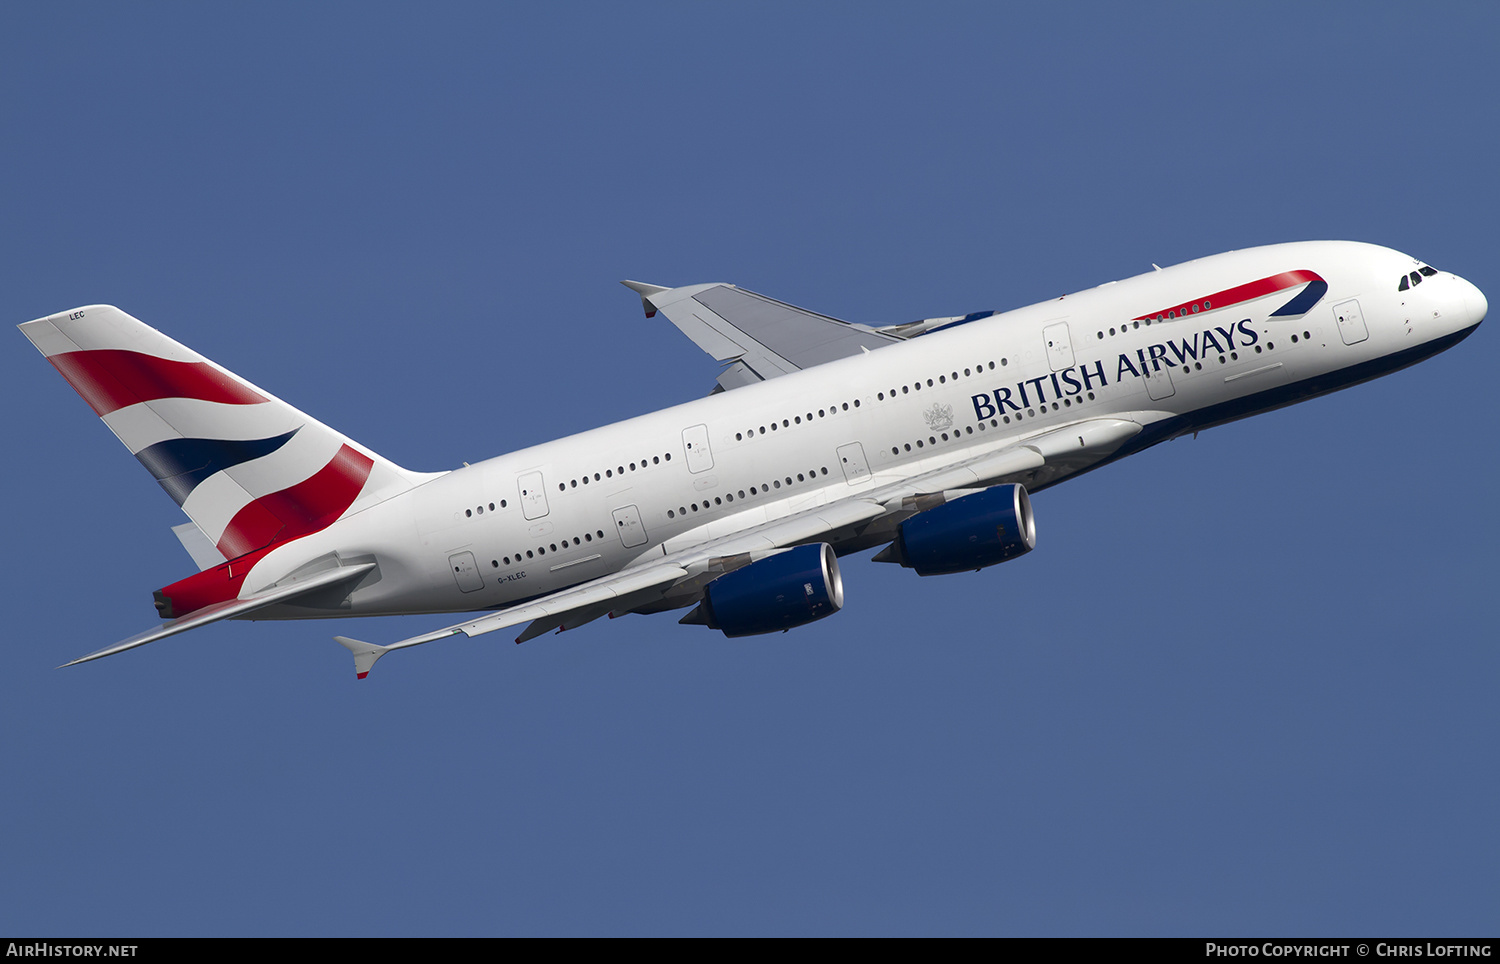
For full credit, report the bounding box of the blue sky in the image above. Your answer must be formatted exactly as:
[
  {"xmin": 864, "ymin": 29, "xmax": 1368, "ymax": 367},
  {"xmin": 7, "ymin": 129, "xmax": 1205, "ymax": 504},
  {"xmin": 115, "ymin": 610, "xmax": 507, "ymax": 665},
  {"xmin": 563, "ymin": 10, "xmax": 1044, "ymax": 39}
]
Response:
[{"xmin": 2, "ymin": 2, "xmax": 1495, "ymax": 936}]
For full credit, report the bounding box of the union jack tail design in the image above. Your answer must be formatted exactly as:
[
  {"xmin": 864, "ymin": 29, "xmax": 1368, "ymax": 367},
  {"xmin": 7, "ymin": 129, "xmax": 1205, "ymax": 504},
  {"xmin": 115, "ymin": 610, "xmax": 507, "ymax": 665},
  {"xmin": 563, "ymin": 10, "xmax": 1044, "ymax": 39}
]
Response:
[{"xmin": 19, "ymin": 305, "xmax": 430, "ymax": 563}]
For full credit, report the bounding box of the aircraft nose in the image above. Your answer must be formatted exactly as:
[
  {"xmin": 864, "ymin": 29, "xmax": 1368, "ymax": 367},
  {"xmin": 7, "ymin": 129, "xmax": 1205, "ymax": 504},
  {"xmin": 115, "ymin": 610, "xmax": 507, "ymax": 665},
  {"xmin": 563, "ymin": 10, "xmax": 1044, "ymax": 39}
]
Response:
[{"xmin": 1459, "ymin": 275, "xmax": 1487, "ymax": 328}]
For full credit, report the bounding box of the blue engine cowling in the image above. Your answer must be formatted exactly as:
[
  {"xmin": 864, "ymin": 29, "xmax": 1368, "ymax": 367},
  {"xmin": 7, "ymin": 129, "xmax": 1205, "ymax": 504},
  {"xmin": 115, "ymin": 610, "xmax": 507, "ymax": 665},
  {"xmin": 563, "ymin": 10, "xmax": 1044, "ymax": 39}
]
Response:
[
  {"xmin": 878, "ymin": 483, "xmax": 1036, "ymax": 576},
  {"xmin": 681, "ymin": 543, "xmax": 845, "ymax": 637}
]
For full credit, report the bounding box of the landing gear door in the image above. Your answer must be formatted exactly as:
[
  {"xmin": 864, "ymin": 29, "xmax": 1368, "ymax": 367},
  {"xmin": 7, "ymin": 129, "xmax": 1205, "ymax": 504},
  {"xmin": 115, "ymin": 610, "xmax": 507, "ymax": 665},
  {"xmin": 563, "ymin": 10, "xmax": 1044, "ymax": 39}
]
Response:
[
  {"xmin": 1333, "ymin": 299, "xmax": 1369, "ymax": 346},
  {"xmin": 518, "ymin": 471, "xmax": 549, "ymax": 520},
  {"xmin": 1043, "ymin": 322, "xmax": 1075, "ymax": 372}
]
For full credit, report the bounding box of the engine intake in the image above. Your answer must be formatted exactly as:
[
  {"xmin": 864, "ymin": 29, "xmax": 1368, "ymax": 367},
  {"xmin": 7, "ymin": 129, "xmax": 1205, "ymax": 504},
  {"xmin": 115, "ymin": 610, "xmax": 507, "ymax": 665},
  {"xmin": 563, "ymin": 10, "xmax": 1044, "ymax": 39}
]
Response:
[{"xmin": 681, "ymin": 543, "xmax": 844, "ymax": 637}]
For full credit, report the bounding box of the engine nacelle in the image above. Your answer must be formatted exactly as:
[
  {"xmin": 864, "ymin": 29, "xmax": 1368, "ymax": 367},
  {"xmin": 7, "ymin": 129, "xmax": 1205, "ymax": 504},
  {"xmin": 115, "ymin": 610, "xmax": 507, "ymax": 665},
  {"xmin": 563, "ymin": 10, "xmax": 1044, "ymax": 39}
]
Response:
[
  {"xmin": 681, "ymin": 543, "xmax": 844, "ymax": 637},
  {"xmin": 877, "ymin": 483, "xmax": 1036, "ymax": 576}
]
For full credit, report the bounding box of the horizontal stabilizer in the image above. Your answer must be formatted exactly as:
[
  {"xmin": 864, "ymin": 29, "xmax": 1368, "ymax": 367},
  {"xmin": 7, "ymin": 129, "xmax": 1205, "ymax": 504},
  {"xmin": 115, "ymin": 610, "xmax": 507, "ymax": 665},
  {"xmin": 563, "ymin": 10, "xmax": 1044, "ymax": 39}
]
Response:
[
  {"xmin": 332, "ymin": 563, "xmax": 690, "ymax": 678},
  {"xmin": 61, "ymin": 562, "xmax": 375, "ymax": 668}
]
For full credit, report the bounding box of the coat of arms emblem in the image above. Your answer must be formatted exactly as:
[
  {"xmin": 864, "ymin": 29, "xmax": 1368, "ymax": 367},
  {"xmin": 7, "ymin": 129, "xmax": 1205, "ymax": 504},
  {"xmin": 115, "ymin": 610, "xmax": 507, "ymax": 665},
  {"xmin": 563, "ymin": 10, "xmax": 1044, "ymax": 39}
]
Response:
[{"xmin": 922, "ymin": 402, "xmax": 954, "ymax": 433}]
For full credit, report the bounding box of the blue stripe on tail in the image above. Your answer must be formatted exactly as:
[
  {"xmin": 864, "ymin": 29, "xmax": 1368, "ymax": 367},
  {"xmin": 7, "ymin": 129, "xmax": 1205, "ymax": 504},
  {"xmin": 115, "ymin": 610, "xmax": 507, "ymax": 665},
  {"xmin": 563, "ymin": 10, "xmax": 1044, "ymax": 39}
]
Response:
[{"xmin": 136, "ymin": 429, "xmax": 300, "ymax": 505}]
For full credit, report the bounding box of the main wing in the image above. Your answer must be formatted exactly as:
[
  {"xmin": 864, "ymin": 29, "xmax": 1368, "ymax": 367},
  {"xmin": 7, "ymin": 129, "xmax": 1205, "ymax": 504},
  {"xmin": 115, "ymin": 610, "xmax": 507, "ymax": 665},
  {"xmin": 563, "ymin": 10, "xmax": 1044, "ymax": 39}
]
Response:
[
  {"xmin": 621, "ymin": 281, "xmax": 1002, "ymax": 392},
  {"xmin": 335, "ymin": 417, "xmax": 1141, "ymax": 678},
  {"xmin": 622, "ymin": 281, "xmax": 904, "ymax": 391}
]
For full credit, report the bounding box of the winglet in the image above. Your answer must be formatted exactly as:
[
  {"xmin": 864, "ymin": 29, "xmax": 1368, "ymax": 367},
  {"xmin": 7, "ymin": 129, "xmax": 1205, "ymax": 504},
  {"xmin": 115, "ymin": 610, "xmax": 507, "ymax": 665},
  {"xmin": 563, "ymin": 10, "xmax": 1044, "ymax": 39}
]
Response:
[
  {"xmin": 334, "ymin": 636, "xmax": 389, "ymax": 680},
  {"xmin": 621, "ymin": 280, "xmax": 670, "ymax": 318}
]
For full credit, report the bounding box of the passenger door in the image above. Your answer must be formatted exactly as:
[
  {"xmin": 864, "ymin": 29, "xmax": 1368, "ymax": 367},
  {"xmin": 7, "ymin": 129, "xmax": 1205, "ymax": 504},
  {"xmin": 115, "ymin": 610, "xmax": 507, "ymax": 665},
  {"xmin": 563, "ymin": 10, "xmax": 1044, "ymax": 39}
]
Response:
[
  {"xmin": 1043, "ymin": 321, "xmax": 1075, "ymax": 371},
  {"xmin": 611, "ymin": 504, "xmax": 649, "ymax": 549},
  {"xmin": 448, "ymin": 551, "xmax": 485, "ymax": 593},
  {"xmin": 1333, "ymin": 299, "xmax": 1369, "ymax": 346},
  {"xmin": 682, "ymin": 424, "xmax": 714, "ymax": 473},
  {"xmin": 518, "ymin": 471, "xmax": 550, "ymax": 520},
  {"xmin": 837, "ymin": 442, "xmax": 870, "ymax": 484}
]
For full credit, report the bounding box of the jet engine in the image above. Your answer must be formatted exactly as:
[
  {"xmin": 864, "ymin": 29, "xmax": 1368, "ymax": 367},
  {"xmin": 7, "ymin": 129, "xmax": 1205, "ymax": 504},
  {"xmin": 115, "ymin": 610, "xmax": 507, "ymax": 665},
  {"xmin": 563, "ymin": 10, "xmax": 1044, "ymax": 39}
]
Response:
[
  {"xmin": 874, "ymin": 483, "xmax": 1036, "ymax": 576},
  {"xmin": 681, "ymin": 543, "xmax": 844, "ymax": 637}
]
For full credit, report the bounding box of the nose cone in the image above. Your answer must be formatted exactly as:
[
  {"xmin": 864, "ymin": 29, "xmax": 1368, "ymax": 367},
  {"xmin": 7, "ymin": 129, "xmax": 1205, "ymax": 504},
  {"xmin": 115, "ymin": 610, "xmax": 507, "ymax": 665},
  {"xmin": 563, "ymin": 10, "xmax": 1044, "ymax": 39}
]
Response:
[{"xmin": 1459, "ymin": 275, "xmax": 1488, "ymax": 329}]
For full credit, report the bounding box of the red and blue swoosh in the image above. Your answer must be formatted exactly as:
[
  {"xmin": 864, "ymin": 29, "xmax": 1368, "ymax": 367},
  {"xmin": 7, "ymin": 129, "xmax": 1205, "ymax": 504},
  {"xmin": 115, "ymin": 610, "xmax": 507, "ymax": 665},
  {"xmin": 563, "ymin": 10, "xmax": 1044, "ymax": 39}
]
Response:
[
  {"xmin": 45, "ymin": 347, "xmax": 377, "ymax": 615},
  {"xmin": 155, "ymin": 444, "xmax": 375, "ymax": 617},
  {"xmin": 1133, "ymin": 270, "xmax": 1327, "ymax": 322}
]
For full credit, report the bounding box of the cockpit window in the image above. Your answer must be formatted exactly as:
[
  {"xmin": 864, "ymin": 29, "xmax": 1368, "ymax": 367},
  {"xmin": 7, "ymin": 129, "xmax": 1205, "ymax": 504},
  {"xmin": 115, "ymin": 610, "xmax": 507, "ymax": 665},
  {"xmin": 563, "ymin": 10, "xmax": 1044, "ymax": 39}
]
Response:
[{"xmin": 1401, "ymin": 265, "xmax": 1438, "ymax": 290}]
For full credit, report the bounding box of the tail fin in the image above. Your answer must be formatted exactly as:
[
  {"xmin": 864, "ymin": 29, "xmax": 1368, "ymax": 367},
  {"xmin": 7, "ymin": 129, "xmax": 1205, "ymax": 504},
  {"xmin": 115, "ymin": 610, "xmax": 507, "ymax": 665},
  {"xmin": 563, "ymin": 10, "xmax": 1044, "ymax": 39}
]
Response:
[{"xmin": 20, "ymin": 305, "xmax": 435, "ymax": 562}]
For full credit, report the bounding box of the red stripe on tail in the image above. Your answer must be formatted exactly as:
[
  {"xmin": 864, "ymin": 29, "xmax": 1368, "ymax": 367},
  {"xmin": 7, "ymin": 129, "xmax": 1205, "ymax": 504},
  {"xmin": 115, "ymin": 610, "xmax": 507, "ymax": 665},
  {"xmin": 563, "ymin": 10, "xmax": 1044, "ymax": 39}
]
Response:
[
  {"xmin": 48, "ymin": 349, "xmax": 266, "ymax": 416},
  {"xmin": 215, "ymin": 445, "xmax": 374, "ymax": 560}
]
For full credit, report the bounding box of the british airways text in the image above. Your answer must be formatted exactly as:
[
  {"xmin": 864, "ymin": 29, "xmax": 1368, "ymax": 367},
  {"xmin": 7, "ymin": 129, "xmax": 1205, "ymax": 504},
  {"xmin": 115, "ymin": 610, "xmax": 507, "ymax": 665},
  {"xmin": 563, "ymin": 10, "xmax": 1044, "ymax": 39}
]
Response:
[{"xmin": 971, "ymin": 318, "xmax": 1261, "ymax": 419}]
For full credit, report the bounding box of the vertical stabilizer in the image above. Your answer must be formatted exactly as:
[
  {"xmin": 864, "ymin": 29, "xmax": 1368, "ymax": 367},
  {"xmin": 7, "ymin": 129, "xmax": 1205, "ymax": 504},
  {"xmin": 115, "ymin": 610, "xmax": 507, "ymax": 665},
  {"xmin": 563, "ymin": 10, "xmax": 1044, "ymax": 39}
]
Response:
[{"xmin": 20, "ymin": 305, "xmax": 438, "ymax": 562}]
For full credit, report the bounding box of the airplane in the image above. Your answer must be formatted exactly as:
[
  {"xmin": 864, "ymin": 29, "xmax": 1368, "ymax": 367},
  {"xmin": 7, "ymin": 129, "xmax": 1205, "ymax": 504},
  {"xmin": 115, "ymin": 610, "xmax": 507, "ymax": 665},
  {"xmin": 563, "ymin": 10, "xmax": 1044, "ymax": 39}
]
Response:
[{"xmin": 19, "ymin": 241, "xmax": 1486, "ymax": 678}]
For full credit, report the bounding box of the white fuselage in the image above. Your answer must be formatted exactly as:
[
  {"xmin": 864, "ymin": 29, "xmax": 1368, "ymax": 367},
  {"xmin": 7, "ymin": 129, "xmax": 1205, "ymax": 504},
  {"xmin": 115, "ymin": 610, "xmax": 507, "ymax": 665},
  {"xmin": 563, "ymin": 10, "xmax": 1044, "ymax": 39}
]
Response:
[{"xmin": 244, "ymin": 241, "xmax": 1486, "ymax": 618}]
